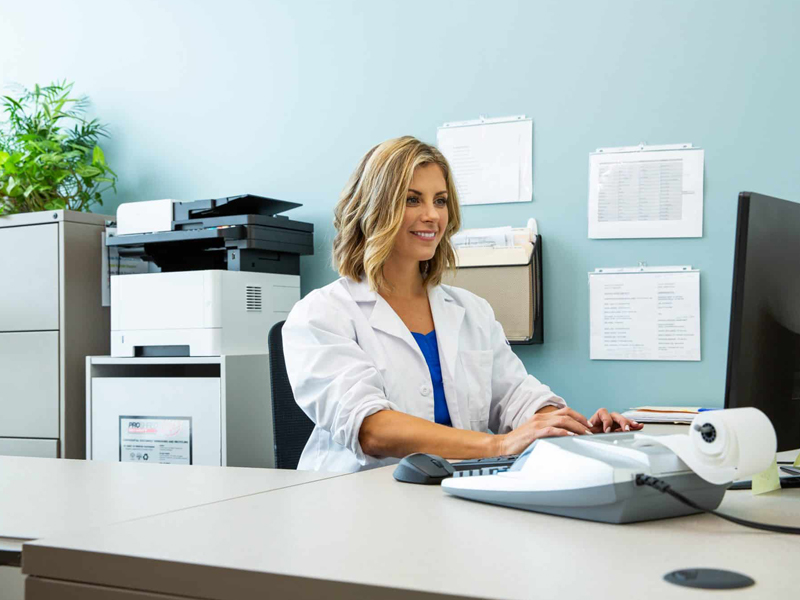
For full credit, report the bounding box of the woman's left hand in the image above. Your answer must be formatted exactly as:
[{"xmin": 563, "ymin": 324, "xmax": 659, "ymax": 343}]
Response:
[{"xmin": 588, "ymin": 408, "xmax": 644, "ymax": 434}]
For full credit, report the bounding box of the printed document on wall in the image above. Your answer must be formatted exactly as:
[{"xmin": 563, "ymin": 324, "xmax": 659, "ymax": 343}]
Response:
[
  {"xmin": 588, "ymin": 145, "xmax": 704, "ymax": 238},
  {"xmin": 437, "ymin": 116, "xmax": 532, "ymax": 205},
  {"xmin": 589, "ymin": 267, "xmax": 701, "ymax": 361}
]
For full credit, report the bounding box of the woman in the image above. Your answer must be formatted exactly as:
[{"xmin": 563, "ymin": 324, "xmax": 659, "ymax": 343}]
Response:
[{"xmin": 284, "ymin": 136, "xmax": 641, "ymax": 472}]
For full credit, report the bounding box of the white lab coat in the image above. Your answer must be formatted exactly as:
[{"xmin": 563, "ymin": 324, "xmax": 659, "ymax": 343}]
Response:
[{"xmin": 283, "ymin": 277, "xmax": 565, "ymax": 472}]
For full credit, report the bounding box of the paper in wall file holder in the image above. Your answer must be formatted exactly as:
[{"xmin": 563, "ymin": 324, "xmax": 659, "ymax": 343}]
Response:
[{"xmin": 443, "ymin": 235, "xmax": 543, "ymax": 344}]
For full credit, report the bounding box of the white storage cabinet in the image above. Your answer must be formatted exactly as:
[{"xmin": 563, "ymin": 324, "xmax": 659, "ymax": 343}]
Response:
[{"xmin": 86, "ymin": 355, "xmax": 274, "ymax": 468}]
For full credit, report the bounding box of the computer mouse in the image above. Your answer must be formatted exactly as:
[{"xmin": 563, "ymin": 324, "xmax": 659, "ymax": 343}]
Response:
[{"xmin": 393, "ymin": 453, "xmax": 455, "ymax": 485}]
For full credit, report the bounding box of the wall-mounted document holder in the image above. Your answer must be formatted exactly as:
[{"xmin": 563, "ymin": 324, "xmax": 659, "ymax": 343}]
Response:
[{"xmin": 444, "ymin": 224, "xmax": 542, "ymax": 345}]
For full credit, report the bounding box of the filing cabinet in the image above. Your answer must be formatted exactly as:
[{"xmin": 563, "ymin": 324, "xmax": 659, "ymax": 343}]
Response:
[{"xmin": 0, "ymin": 210, "xmax": 110, "ymax": 458}]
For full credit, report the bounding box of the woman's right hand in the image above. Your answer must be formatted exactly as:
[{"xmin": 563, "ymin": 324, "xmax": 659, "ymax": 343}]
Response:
[{"xmin": 493, "ymin": 407, "xmax": 594, "ymax": 456}]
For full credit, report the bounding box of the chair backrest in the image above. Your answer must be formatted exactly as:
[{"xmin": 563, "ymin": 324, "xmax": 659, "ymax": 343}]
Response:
[{"xmin": 268, "ymin": 320, "xmax": 315, "ymax": 469}]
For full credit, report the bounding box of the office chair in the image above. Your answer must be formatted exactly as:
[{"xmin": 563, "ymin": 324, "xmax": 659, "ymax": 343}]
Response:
[{"xmin": 268, "ymin": 320, "xmax": 315, "ymax": 469}]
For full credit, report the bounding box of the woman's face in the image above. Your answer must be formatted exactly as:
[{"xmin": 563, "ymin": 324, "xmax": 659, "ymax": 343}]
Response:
[{"xmin": 391, "ymin": 163, "xmax": 449, "ymax": 265}]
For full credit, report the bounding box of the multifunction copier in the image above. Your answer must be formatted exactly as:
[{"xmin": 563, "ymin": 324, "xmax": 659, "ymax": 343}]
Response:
[{"xmin": 106, "ymin": 194, "xmax": 313, "ymax": 357}]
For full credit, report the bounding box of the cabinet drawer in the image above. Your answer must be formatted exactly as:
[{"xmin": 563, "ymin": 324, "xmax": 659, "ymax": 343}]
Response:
[
  {"xmin": 0, "ymin": 331, "xmax": 60, "ymax": 438},
  {"xmin": 0, "ymin": 223, "xmax": 59, "ymax": 331},
  {"xmin": 0, "ymin": 437, "xmax": 58, "ymax": 458}
]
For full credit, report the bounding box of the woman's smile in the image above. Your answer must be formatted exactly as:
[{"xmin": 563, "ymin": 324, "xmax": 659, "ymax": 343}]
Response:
[{"xmin": 411, "ymin": 230, "xmax": 437, "ymax": 241}]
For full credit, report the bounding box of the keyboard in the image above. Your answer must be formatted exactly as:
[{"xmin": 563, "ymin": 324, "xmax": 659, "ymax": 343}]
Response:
[{"xmin": 451, "ymin": 454, "xmax": 520, "ymax": 477}]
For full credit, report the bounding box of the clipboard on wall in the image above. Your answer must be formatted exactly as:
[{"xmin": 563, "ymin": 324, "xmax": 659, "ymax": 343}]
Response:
[
  {"xmin": 437, "ymin": 115, "xmax": 533, "ymax": 206},
  {"xmin": 589, "ymin": 265, "xmax": 700, "ymax": 361},
  {"xmin": 588, "ymin": 143, "xmax": 704, "ymax": 239}
]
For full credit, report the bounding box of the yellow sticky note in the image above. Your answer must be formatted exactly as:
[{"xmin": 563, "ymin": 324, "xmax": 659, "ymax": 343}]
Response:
[
  {"xmin": 751, "ymin": 458, "xmax": 781, "ymax": 495},
  {"xmin": 794, "ymin": 453, "xmax": 800, "ymax": 468}
]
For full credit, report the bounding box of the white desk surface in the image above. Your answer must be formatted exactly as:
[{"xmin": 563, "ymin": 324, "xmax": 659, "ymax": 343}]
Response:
[
  {"xmin": 24, "ymin": 450, "xmax": 800, "ymax": 600},
  {"xmin": 0, "ymin": 456, "xmax": 340, "ymax": 552}
]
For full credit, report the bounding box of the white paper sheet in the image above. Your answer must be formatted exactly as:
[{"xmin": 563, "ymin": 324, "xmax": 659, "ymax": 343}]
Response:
[
  {"xmin": 589, "ymin": 267, "xmax": 701, "ymax": 361},
  {"xmin": 437, "ymin": 116, "xmax": 532, "ymax": 206},
  {"xmin": 451, "ymin": 226, "xmax": 515, "ymax": 248},
  {"xmin": 588, "ymin": 145, "xmax": 704, "ymax": 238}
]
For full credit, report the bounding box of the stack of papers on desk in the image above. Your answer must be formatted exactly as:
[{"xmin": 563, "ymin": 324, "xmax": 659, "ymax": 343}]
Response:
[{"xmin": 621, "ymin": 406, "xmax": 707, "ymax": 424}]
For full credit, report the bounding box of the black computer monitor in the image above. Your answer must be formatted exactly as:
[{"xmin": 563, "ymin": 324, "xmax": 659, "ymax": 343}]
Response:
[{"xmin": 725, "ymin": 192, "xmax": 800, "ymax": 452}]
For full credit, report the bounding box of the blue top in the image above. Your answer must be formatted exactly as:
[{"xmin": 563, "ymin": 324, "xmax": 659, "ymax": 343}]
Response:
[{"xmin": 410, "ymin": 330, "xmax": 452, "ymax": 426}]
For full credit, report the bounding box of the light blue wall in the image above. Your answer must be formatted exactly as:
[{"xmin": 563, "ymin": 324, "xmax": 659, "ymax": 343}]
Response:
[{"xmin": 4, "ymin": 0, "xmax": 799, "ymax": 416}]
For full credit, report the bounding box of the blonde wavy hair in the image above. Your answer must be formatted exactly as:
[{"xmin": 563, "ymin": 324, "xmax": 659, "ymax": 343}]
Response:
[{"xmin": 332, "ymin": 136, "xmax": 462, "ymax": 292}]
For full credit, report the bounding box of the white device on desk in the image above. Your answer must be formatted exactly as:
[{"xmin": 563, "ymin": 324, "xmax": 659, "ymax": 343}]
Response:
[
  {"xmin": 442, "ymin": 408, "xmax": 777, "ymax": 524},
  {"xmin": 111, "ymin": 270, "xmax": 298, "ymax": 356}
]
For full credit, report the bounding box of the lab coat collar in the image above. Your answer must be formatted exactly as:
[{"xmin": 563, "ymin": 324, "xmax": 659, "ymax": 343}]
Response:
[
  {"xmin": 346, "ymin": 278, "xmax": 418, "ymax": 347},
  {"xmin": 344, "ymin": 277, "xmax": 377, "ymax": 303},
  {"xmin": 428, "ymin": 285, "xmax": 465, "ymax": 382},
  {"xmin": 345, "ymin": 278, "xmax": 466, "ymax": 368}
]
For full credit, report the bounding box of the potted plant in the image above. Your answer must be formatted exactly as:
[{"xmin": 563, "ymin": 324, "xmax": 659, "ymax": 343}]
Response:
[{"xmin": 0, "ymin": 80, "xmax": 117, "ymax": 215}]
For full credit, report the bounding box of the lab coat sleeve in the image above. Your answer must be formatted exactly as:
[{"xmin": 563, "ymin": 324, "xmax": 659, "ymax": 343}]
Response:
[
  {"xmin": 481, "ymin": 299, "xmax": 567, "ymax": 434},
  {"xmin": 283, "ymin": 291, "xmax": 399, "ymax": 465}
]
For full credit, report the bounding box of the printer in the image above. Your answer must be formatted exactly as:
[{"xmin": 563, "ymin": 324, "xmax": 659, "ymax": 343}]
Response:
[{"xmin": 107, "ymin": 194, "xmax": 313, "ymax": 357}]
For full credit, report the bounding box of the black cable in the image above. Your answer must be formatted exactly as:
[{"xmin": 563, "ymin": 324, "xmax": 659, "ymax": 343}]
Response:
[{"xmin": 635, "ymin": 474, "xmax": 800, "ymax": 535}]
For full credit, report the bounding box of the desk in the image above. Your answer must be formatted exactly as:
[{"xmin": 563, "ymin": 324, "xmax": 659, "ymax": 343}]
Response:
[
  {"xmin": 22, "ymin": 449, "xmax": 800, "ymax": 600},
  {"xmin": 1, "ymin": 424, "xmax": 679, "ymax": 553},
  {"xmin": 0, "ymin": 457, "xmax": 340, "ymax": 600},
  {"xmin": 0, "ymin": 456, "xmax": 339, "ymax": 553}
]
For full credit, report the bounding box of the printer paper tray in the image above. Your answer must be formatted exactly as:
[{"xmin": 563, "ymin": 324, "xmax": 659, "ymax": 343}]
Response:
[
  {"xmin": 174, "ymin": 214, "xmax": 313, "ymax": 233},
  {"xmin": 108, "ymin": 225, "xmax": 313, "ymax": 256}
]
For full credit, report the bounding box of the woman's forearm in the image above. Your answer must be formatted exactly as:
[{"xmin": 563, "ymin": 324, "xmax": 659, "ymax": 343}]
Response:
[{"xmin": 359, "ymin": 410, "xmax": 499, "ymax": 460}]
